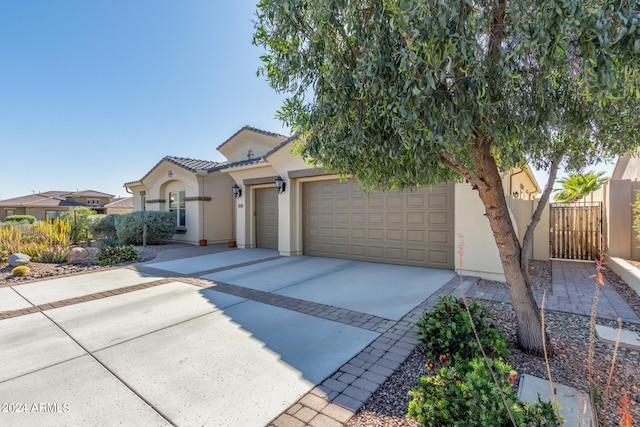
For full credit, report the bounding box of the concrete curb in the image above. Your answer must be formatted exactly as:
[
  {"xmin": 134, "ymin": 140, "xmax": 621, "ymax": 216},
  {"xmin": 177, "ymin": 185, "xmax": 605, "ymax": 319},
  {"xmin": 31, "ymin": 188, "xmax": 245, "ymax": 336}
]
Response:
[{"xmin": 608, "ymin": 257, "xmax": 640, "ymax": 297}]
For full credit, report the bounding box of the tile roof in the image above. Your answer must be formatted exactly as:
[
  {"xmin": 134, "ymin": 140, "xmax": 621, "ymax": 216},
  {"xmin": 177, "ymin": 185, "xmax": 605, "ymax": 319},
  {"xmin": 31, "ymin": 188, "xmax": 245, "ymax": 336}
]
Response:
[
  {"xmin": 0, "ymin": 192, "xmax": 83, "ymax": 208},
  {"xmin": 124, "ymin": 156, "xmax": 224, "ymax": 187},
  {"xmin": 216, "ymin": 125, "xmax": 289, "ymax": 151},
  {"xmin": 73, "ymin": 190, "xmax": 115, "ymax": 198},
  {"xmin": 104, "ymin": 197, "xmax": 133, "ymax": 208},
  {"xmin": 164, "ymin": 156, "xmax": 222, "ymax": 172}
]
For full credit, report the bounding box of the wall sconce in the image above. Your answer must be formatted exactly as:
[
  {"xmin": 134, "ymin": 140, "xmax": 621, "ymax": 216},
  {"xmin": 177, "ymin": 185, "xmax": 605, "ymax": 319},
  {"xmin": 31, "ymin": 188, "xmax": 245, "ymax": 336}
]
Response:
[
  {"xmin": 275, "ymin": 176, "xmax": 286, "ymax": 194},
  {"xmin": 232, "ymin": 183, "xmax": 242, "ymax": 199},
  {"xmin": 168, "ymin": 170, "xmax": 173, "ymax": 178}
]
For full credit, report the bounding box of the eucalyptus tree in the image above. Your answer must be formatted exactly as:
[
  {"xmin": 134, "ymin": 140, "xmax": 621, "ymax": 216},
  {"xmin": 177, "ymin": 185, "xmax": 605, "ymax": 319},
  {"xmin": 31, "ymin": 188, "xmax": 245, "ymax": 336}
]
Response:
[{"xmin": 254, "ymin": 0, "xmax": 640, "ymax": 354}]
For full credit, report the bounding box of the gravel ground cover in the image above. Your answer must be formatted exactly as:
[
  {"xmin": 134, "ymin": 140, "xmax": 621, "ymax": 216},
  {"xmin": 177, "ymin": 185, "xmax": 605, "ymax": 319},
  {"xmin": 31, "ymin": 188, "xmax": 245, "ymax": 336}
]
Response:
[
  {"xmin": 0, "ymin": 244, "xmax": 167, "ymax": 286},
  {"xmin": 347, "ymin": 261, "xmax": 640, "ymax": 427}
]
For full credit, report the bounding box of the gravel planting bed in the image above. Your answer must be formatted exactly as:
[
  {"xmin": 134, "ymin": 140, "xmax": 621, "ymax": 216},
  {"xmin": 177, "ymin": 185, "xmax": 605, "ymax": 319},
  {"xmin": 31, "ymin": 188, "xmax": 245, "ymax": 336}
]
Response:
[
  {"xmin": 0, "ymin": 244, "xmax": 166, "ymax": 287},
  {"xmin": 347, "ymin": 262, "xmax": 640, "ymax": 427}
]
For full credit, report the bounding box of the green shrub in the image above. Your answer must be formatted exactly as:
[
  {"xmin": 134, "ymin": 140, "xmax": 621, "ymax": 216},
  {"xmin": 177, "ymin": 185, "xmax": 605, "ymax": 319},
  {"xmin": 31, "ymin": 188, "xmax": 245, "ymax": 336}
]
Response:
[
  {"xmin": 0, "ymin": 248, "xmax": 8, "ymax": 264},
  {"xmin": 416, "ymin": 296, "xmax": 507, "ymax": 370},
  {"xmin": 62, "ymin": 207, "xmax": 96, "ymax": 243},
  {"xmin": 408, "ymin": 357, "xmax": 561, "ymax": 427},
  {"xmin": 89, "ymin": 214, "xmax": 120, "ymax": 239},
  {"xmin": 115, "ymin": 211, "xmax": 176, "ymax": 245},
  {"xmin": 97, "ymin": 245, "xmax": 139, "ymax": 265},
  {"xmin": 35, "ymin": 246, "xmax": 70, "ymax": 263},
  {"xmin": 11, "ymin": 265, "xmax": 30, "ymax": 277},
  {"xmin": 5, "ymin": 215, "xmax": 37, "ymax": 224}
]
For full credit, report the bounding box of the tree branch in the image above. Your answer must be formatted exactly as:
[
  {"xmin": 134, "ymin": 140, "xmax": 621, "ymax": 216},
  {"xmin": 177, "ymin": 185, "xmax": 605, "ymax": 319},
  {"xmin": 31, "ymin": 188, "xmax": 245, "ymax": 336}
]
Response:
[{"xmin": 520, "ymin": 151, "xmax": 564, "ymax": 270}]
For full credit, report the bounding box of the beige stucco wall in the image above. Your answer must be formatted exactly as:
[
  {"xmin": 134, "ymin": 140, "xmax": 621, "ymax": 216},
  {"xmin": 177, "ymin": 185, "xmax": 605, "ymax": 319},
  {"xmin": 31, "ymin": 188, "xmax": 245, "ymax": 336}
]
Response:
[
  {"xmin": 512, "ymin": 198, "xmax": 550, "ymax": 261},
  {"xmin": 126, "ymin": 160, "xmax": 233, "ymax": 245},
  {"xmin": 504, "ymin": 168, "xmax": 540, "ymax": 200},
  {"xmin": 454, "ymin": 183, "xmax": 506, "ymax": 281},
  {"xmin": 607, "ymin": 180, "xmax": 640, "ymax": 260},
  {"xmin": 218, "ymin": 131, "xmax": 286, "ymax": 163}
]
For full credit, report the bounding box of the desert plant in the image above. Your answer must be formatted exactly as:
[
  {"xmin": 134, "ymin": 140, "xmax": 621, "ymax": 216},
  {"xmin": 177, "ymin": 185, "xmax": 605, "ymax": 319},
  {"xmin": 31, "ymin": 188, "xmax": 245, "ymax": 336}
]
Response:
[
  {"xmin": 416, "ymin": 295, "xmax": 508, "ymax": 370},
  {"xmin": 115, "ymin": 211, "xmax": 176, "ymax": 245},
  {"xmin": 11, "ymin": 265, "xmax": 30, "ymax": 277},
  {"xmin": 96, "ymin": 245, "xmax": 139, "ymax": 265},
  {"xmin": 35, "ymin": 246, "xmax": 70, "ymax": 263},
  {"xmin": 0, "ymin": 217, "xmax": 71, "ymax": 260},
  {"xmin": 89, "ymin": 214, "xmax": 120, "ymax": 240},
  {"xmin": 553, "ymin": 171, "xmax": 607, "ymax": 203},
  {"xmin": 408, "ymin": 357, "xmax": 560, "ymax": 426},
  {"xmin": 4, "ymin": 215, "xmax": 37, "ymax": 224},
  {"xmin": 98, "ymin": 235, "xmax": 120, "ymax": 248},
  {"xmin": 62, "ymin": 207, "xmax": 96, "ymax": 243}
]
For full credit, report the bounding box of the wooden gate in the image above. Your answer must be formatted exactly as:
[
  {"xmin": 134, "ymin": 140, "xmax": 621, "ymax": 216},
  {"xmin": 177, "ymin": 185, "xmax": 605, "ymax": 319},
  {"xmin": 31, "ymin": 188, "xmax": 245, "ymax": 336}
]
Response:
[{"xmin": 550, "ymin": 202, "xmax": 602, "ymax": 260}]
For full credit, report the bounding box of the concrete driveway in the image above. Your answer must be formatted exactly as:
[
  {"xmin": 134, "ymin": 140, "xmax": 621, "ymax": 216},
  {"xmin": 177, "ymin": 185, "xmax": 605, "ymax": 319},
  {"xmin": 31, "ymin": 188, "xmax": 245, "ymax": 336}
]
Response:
[{"xmin": 0, "ymin": 249, "xmax": 456, "ymax": 426}]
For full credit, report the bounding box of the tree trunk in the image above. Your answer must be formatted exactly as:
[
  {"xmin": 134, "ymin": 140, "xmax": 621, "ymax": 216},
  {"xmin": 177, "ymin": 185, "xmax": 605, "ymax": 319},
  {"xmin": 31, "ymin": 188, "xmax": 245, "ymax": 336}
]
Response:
[
  {"xmin": 471, "ymin": 142, "xmax": 545, "ymax": 355},
  {"xmin": 521, "ymin": 153, "xmax": 563, "ymax": 273}
]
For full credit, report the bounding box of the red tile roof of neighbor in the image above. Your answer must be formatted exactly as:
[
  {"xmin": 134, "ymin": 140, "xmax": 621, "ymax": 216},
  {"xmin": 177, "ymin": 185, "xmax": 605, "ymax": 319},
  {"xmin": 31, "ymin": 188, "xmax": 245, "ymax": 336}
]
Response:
[
  {"xmin": 0, "ymin": 191, "xmax": 117, "ymax": 208},
  {"xmin": 104, "ymin": 197, "xmax": 133, "ymax": 208}
]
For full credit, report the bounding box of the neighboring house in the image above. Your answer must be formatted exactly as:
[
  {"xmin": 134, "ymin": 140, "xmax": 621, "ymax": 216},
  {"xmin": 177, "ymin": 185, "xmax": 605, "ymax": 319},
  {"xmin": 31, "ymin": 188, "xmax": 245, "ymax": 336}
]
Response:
[
  {"xmin": 0, "ymin": 190, "xmax": 133, "ymax": 221},
  {"xmin": 104, "ymin": 197, "xmax": 134, "ymax": 215},
  {"xmin": 125, "ymin": 125, "xmax": 544, "ymax": 280},
  {"xmin": 587, "ymin": 154, "xmax": 640, "ymax": 261}
]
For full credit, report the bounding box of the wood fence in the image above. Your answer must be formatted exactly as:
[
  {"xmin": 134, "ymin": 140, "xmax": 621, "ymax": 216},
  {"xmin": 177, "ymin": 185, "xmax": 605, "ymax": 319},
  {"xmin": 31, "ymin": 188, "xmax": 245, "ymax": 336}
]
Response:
[{"xmin": 550, "ymin": 202, "xmax": 602, "ymax": 260}]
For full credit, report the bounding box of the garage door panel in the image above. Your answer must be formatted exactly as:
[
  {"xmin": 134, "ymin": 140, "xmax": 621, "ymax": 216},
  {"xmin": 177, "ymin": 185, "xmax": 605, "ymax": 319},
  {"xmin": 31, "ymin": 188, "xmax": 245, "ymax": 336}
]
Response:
[
  {"xmin": 428, "ymin": 212, "xmax": 449, "ymax": 226},
  {"xmin": 429, "ymin": 230, "xmax": 450, "ymax": 244},
  {"xmin": 255, "ymin": 188, "xmax": 278, "ymax": 249},
  {"xmin": 407, "ymin": 212, "xmax": 426, "ymax": 225},
  {"xmin": 304, "ymin": 180, "xmax": 454, "ymax": 269}
]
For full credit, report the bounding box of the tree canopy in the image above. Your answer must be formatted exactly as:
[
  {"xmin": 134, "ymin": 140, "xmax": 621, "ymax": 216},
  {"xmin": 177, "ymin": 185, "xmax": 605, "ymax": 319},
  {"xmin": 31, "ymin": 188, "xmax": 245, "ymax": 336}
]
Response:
[
  {"xmin": 254, "ymin": 0, "xmax": 640, "ymax": 354},
  {"xmin": 255, "ymin": 0, "xmax": 639, "ymax": 189}
]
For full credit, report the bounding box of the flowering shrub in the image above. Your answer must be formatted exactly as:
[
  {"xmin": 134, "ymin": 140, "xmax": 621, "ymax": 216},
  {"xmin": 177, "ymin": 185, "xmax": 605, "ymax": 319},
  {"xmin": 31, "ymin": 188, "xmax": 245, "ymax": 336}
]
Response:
[{"xmin": 0, "ymin": 218, "xmax": 71, "ymax": 263}]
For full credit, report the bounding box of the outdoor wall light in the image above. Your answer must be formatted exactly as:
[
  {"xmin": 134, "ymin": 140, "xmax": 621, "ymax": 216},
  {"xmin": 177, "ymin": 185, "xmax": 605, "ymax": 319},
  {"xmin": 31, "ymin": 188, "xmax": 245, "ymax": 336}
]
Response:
[
  {"xmin": 275, "ymin": 176, "xmax": 286, "ymax": 194},
  {"xmin": 232, "ymin": 183, "xmax": 242, "ymax": 199},
  {"xmin": 168, "ymin": 170, "xmax": 173, "ymax": 178}
]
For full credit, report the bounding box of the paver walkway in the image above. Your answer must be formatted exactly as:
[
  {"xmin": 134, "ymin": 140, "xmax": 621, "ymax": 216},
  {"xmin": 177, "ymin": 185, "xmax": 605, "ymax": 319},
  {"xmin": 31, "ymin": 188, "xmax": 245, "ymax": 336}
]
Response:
[{"xmin": 465, "ymin": 259, "xmax": 640, "ymax": 324}]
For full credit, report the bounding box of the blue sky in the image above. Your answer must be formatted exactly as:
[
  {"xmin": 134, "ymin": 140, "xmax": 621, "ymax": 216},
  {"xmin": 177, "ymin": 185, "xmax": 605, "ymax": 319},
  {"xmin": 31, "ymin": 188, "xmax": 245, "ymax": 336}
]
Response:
[
  {"xmin": 0, "ymin": 1, "xmax": 288, "ymax": 200},
  {"xmin": 0, "ymin": 1, "xmax": 617, "ymax": 201}
]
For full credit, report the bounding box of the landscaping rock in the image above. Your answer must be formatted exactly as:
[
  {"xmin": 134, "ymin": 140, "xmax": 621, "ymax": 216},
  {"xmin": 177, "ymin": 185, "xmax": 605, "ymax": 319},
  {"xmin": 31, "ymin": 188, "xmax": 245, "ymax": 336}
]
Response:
[
  {"xmin": 68, "ymin": 247, "xmax": 99, "ymax": 264},
  {"xmin": 8, "ymin": 253, "xmax": 30, "ymax": 267}
]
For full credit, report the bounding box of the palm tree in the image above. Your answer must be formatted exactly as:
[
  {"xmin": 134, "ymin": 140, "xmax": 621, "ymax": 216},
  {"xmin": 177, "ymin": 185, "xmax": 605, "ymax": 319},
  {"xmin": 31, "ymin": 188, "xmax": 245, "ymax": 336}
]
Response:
[{"xmin": 553, "ymin": 171, "xmax": 608, "ymax": 203}]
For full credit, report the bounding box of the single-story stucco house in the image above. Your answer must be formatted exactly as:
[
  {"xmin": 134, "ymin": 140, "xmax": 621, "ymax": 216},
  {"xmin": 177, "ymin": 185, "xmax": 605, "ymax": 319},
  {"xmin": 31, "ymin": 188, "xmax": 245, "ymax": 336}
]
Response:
[
  {"xmin": 0, "ymin": 190, "xmax": 133, "ymax": 221},
  {"xmin": 125, "ymin": 126, "xmax": 544, "ymax": 280}
]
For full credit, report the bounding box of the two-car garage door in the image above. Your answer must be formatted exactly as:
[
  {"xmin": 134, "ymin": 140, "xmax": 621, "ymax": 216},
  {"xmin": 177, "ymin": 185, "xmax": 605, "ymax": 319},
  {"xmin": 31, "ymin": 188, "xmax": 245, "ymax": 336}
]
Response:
[{"xmin": 303, "ymin": 180, "xmax": 455, "ymax": 269}]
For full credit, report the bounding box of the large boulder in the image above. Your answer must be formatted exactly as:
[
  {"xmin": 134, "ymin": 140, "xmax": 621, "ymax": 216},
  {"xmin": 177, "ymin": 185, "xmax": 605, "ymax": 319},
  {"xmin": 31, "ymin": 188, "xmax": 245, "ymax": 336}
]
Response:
[
  {"xmin": 8, "ymin": 253, "xmax": 31, "ymax": 267},
  {"xmin": 67, "ymin": 247, "xmax": 99, "ymax": 264}
]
